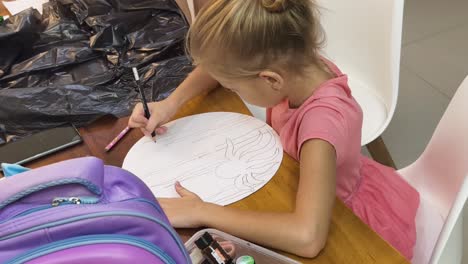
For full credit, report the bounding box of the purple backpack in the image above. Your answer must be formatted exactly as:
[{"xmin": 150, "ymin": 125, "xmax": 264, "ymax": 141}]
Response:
[{"xmin": 0, "ymin": 157, "xmax": 190, "ymax": 264}]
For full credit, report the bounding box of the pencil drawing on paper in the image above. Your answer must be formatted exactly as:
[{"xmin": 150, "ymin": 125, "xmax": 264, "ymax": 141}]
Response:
[{"xmin": 123, "ymin": 112, "xmax": 283, "ymax": 206}]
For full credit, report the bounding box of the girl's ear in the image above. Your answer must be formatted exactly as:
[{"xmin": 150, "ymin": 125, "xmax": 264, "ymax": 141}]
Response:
[{"xmin": 259, "ymin": 71, "xmax": 284, "ymax": 91}]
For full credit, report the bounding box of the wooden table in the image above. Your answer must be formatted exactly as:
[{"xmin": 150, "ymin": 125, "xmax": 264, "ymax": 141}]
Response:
[
  {"xmin": 0, "ymin": 1, "xmax": 8, "ymax": 16},
  {"xmin": 4, "ymin": 88, "xmax": 408, "ymax": 264}
]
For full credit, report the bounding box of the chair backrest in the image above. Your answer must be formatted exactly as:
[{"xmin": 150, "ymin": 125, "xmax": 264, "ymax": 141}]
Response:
[
  {"xmin": 402, "ymin": 76, "xmax": 468, "ymax": 218},
  {"xmin": 399, "ymin": 76, "xmax": 468, "ymax": 263},
  {"xmin": 317, "ymin": 0, "xmax": 404, "ymax": 143}
]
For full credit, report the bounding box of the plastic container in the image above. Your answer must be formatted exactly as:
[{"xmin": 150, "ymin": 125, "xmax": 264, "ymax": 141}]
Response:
[{"xmin": 185, "ymin": 229, "xmax": 301, "ymax": 264}]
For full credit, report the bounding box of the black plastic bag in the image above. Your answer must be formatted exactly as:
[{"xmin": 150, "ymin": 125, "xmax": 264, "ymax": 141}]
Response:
[
  {"xmin": 0, "ymin": 83, "xmax": 137, "ymax": 136},
  {"xmin": 0, "ymin": 0, "xmax": 192, "ymax": 142},
  {"xmin": 1, "ymin": 42, "xmax": 101, "ymax": 82},
  {"xmin": 139, "ymin": 56, "xmax": 194, "ymax": 102},
  {"xmin": 0, "ymin": 8, "xmax": 42, "ymax": 78},
  {"xmin": 0, "ymin": 55, "xmax": 192, "ymax": 138}
]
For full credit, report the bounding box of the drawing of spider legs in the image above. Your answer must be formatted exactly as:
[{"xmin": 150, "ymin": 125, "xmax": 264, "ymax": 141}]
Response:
[
  {"xmin": 139, "ymin": 151, "xmax": 218, "ymax": 180},
  {"xmin": 150, "ymin": 167, "xmax": 210, "ymax": 189},
  {"xmin": 149, "ymin": 160, "xmax": 224, "ymax": 188},
  {"xmin": 213, "ymin": 128, "xmax": 265, "ymax": 154},
  {"xmin": 159, "ymin": 114, "xmax": 257, "ymax": 146},
  {"xmin": 232, "ymin": 159, "xmax": 280, "ymax": 191},
  {"xmin": 222, "ymin": 130, "xmax": 280, "ymax": 163},
  {"xmin": 213, "ymin": 189, "xmax": 252, "ymax": 205},
  {"xmin": 204, "ymin": 185, "xmax": 252, "ymax": 205},
  {"xmin": 214, "ymin": 130, "xmax": 281, "ymax": 192}
]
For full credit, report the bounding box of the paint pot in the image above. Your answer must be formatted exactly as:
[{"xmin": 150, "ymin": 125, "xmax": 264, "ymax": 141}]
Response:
[
  {"xmin": 235, "ymin": 255, "xmax": 255, "ymax": 264},
  {"xmin": 195, "ymin": 232, "xmax": 233, "ymax": 264}
]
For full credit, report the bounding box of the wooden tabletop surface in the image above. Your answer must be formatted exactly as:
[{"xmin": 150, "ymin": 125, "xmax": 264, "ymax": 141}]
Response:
[
  {"xmin": 0, "ymin": 1, "xmax": 8, "ymax": 16},
  {"xmin": 4, "ymin": 87, "xmax": 409, "ymax": 264}
]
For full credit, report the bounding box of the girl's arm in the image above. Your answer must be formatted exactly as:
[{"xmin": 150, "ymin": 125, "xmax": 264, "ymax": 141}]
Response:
[
  {"xmin": 129, "ymin": 66, "xmax": 219, "ymax": 134},
  {"xmin": 160, "ymin": 139, "xmax": 336, "ymax": 258},
  {"xmin": 166, "ymin": 66, "xmax": 219, "ymax": 109}
]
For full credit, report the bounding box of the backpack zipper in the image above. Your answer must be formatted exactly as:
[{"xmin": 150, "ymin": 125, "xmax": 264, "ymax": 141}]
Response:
[
  {"xmin": 51, "ymin": 196, "xmax": 100, "ymax": 207},
  {"xmin": 0, "ymin": 197, "xmax": 162, "ymax": 224},
  {"xmin": 0, "ymin": 178, "xmax": 101, "ymax": 210},
  {"xmin": 0, "ymin": 197, "xmax": 100, "ymax": 224}
]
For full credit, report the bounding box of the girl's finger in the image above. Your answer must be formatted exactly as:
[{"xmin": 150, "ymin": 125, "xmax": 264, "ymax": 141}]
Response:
[
  {"xmin": 133, "ymin": 115, "xmax": 149, "ymax": 124},
  {"xmin": 155, "ymin": 126, "xmax": 168, "ymax": 135},
  {"xmin": 175, "ymin": 181, "xmax": 196, "ymax": 197}
]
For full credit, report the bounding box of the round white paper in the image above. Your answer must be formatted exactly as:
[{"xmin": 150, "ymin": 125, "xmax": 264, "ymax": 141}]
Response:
[{"xmin": 123, "ymin": 112, "xmax": 283, "ymax": 206}]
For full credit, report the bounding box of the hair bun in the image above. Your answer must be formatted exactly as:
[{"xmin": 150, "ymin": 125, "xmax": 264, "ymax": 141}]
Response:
[{"xmin": 261, "ymin": 0, "xmax": 290, "ymax": 13}]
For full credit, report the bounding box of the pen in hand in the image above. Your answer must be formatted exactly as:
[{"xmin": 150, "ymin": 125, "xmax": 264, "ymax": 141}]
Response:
[{"xmin": 132, "ymin": 67, "xmax": 156, "ymax": 139}]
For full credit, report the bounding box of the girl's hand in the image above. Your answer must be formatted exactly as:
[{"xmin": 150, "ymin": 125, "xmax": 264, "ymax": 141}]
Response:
[
  {"xmin": 128, "ymin": 99, "xmax": 179, "ymax": 137},
  {"xmin": 158, "ymin": 182, "xmax": 207, "ymax": 228}
]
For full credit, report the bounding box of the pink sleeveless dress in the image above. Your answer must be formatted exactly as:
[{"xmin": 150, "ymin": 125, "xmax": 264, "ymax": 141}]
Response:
[{"xmin": 267, "ymin": 59, "xmax": 419, "ymax": 260}]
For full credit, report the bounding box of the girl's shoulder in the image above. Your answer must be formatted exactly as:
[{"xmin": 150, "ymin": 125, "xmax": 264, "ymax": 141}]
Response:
[{"xmin": 300, "ymin": 75, "xmax": 362, "ymax": 120}]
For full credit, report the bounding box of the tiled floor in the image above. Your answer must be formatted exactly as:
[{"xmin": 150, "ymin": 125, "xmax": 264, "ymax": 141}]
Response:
[
  {"xmin": 377, "ymin": 0, "xmax": 468, "ymax": 263},
  {"xmin": 402, "ymin": 0, "xmax": 468, "ymax": 45},
  {"xmin": 381, "ymin": 0, "xmax": 468, "ymax": 169}
]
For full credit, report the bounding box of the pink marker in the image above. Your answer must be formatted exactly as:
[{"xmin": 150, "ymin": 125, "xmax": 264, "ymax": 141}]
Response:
[{"xmin": 105, "ymin": 126, "xmax": 131, "ymax": 152}]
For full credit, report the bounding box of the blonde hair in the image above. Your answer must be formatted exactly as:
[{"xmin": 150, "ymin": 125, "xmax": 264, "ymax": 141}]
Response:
[{"xmin": 187, "ymin": 0, "xmax": 325, "ymax": 79}]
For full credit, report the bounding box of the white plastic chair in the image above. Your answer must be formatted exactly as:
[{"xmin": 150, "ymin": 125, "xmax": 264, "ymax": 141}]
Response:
[
  {"xmin": 318, "ymin": 0, "xmax": 404, "ymax": 145},
  {"xmin": 398, "ymin": 76, "xmax": 468, "ymax": 264}
]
